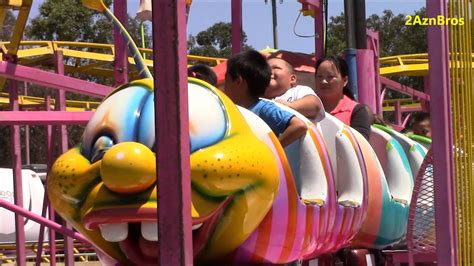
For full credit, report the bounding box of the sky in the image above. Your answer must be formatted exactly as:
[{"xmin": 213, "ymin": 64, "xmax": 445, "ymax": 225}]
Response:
[{"xmin": 30, "ymin": 0, "xmax": 426, "ymax": 53}]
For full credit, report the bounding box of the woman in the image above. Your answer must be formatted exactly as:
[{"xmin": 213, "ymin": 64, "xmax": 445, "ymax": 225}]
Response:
[{"xmin": 315, "ymin": 55, "xmax": 372, "ymax": 139}]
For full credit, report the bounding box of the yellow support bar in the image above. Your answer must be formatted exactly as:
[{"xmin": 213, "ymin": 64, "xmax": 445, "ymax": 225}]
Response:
[
  {"xmin": 448, "ymin": 1, "xmax": 474, "ymax": 265},
  {"xmin": 0, "ymin": 0, "xmax": 32, "ymax": 91},
  {"xmin": 0, "ymin": 92, "xmax": 101, "ymax": 111},
  {"xmin": 0, "ymin": 0, "xmax": 24, "ymax": 7},
  {"xmin": 0, "ymin": 8, "xmax": 6, "ymax": 25}
]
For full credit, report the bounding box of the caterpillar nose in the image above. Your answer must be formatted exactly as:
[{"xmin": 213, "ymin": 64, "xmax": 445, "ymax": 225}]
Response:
[{"xmin": 100, "ymin": 142, "xmax": 156, "ymax": 194}]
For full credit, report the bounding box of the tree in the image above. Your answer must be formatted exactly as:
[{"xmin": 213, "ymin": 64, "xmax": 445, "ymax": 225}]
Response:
[
  {"xmin": 26, "ymin": 0, "xmax": 149, "ymax": 47},
  {"xmin": 188, "ymin": 22, "xmax": 252, "ymax": 59},
  {"xmin": 325, "ymin": 8, "xmax": 426, "ymax": 91},
  {"xmin": 326, "ymin": 8, "xmax": 427, "ymax": 57},
  {"xmin": 366, "ymin": 8, "xmax": 427, "ymax": 57},
  {"xmin": 1, "ymin": 10, "xmax": 16, "ymax": 41}
]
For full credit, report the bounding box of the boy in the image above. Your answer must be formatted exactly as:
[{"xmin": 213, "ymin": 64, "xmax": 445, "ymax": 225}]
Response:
[
  {"xmin": 408, "ymin": 112, "xmax": 431, "ymax": 137},
  {"xmin": 224, "ymin": 50, "xmax": 307, "ymax": 147},
  {"xmin": 188, "ymin": 63, "xmax": 218, "ymax": 86},
  {"xmin": 264, "ymin": 57, "xmax": 324, "ymax": 124}
]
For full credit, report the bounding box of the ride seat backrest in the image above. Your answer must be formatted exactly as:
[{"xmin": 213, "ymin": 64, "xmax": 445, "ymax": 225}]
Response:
[
  {"xmin": 319, "ymin": 115, "xmax": 364, "ymax": 206},
  {"xmin": 238, "ymin": 103, "xmax": 329, "ymax": 203},
  {"xmin": 374, "ymin": 125, "xmax": 427, "ymax": 181},
  {"xmin": 369, "ymin": 127, "xmax": 413, "ymax": 203},
  {"xmin": 273, "ymin": 102, "xmax": 330, "ymax": 203}
]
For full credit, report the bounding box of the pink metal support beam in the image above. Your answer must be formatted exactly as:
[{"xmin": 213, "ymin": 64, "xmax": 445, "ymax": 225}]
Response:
[
  {"xmin": 45, "ymin": 95, "xmax": 57, "ymax": 266},
  {"xmin": 427, "ymin": 1, "xmax": 457, "ymax": 265},
  {"xmin": 35, "ymin": 188, "xmax": 50, "ymax": 265},
  {"xmin": 0, "ymin": 61, "xmax": 114, "ymax": 97},
  {"xmin": 393, "ymin": 101, "xmax": 402, "ymax": 126},
  {"xmin": 53, "ymin": 49, "xmax": 74, "ymax": 266},
  {"xmin": 24, "ymin": 83, "xmax": 31, "ymax": 164},
  {"xmin": 422, "ymin": 76, "xmax": 430, "ymax": 112},
  {"xmin": 313, "ymin": 0, "xmax": 324, "ymax": 59},
  {"xmin": 298, "ymin": 0, "xmax": 321, "ymax": 8},
  {"xmin": 54, "ymin": 51, "xmax": 69, "ymax": 149},
  {"xmin": 152, "ymin": 0, "xmax": 193, "ymax": 265},
  {"xmin": 393, "ymin": 106, "xmax": 423, "ymax": 113},
  {"xmin": 0, "ymin": 111, "xmax": 93, "ymax": 125},
  {"xmin": 356, "ymin": 49, "xmax": 376, "ymax": 111},
  {"xmin": 380, "ymin": 76, "xmax": 431, "ymax": 101},
  {"xmin": 114, "ymin": 0, "xmax": 128, "ymax": 86},
  {"xmin": 367, "ymin": 30, "xmax": 382, "ymax": 115},
  {"xmin": 0, "ymin": 199, "xmax": 92, "ymax": 245},
  {"xmin": 231, "ymin": 0, "xmax": 243, "ymax": 55},
  {"xmin": 10, "ymin": 79, "xmax": 26, "ymax": 266}
]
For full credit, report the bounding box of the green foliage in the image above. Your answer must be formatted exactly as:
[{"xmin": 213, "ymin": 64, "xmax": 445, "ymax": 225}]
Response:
[
  {"xmin": 25, "ymin": 0, "xmax": 149, "ymax": 46},
  {"xmin": 1, "ymin": 10, "xmax": 16, "ymax": 41},
  {"xmin": 366, "ymin": 8, "xmax": 427, "ymax": 57},
  {"xmin": 326, "ymin": 8, "xmax": 427, "ymax": 57},
  {"xmin": 325, "ymin": 12, "xmax": 347, "ymax": 56},
  {"xmin": 188, "ymin": 22, "xmax": 252, "ymax": 59},
  {"xmin": 326, "ymin": 7, "xmax": 427, "ymax": 124},
  {"xmin": 326, "ymin": 8, "xmax": 426, "ymax": 94}
]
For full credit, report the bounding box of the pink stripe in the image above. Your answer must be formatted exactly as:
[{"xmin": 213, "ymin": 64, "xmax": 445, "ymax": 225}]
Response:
[
  {"xmin": 263, "ymin": 136, "xmax": 289, "ymax": 263},
  {"xmin": 287, "ymin": 203, "xmax": 306, "ymax": 260}
]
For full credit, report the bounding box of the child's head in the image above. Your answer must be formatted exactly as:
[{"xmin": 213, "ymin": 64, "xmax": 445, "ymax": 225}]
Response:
[
  {"xmin": 224, "ymin": 49, "xmax": 271, "ymax": 103},
  {"xmin": 264, "ymin": 57, "xmax": 297, "ymax": 98},
  {"xmin": 188, "ymin": 64, "xmax": 217, "ymax": 86},
  {"xmin": 409, "ymin": 112, "xmax": 431, "ymax": 137}
]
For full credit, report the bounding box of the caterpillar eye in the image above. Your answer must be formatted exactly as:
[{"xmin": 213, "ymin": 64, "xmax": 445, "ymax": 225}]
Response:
[
  {"xmin": 188, "ymin": 82, "xmax": 227, "ymax": 152},
  {"xmin": 91, "ymin": 135, "xmax": 115, "ymax": 163}
]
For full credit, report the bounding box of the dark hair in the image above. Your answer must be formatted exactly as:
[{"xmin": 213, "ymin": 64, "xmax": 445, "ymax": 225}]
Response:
[
  {"xmin": 188, "ymin": 64, "xmax": 218, "ymax": 86},
  {"xmin": 315, "ymin": 55, "xmax": 354, "ymax": 100},
  {"xmin": 410, "ymin": 112, "xmax": 430, "ymax": 125},
  {"xmin": 226, "ymin": 49, "xmax": 271, "ymax": 98}
]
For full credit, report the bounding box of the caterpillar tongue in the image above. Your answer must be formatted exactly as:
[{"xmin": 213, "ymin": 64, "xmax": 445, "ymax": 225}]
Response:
[
  {"xmin": 118, "ymin": 223, "xmax": 158, "ymax": 265},
  {"xmin": 139, "ymin": 234, "xmax": 160, "ymax": 258}
]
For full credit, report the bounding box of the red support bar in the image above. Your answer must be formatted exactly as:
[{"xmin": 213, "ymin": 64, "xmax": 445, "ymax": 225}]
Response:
[
  {"xmin": 0, "ymin": 111, "xmax": 93, "ymax": 125},
  {"xmin": 0, "ymin": 61, "xmax": 114, "ymax": 97},
  {"xmin": 152, "ymin": 0, "xmax": 193, "ymax": 265},
  {"xmin": 314, "ymin": 0, "xmax": 324, "ymax": 59},
  {"xmin": 0, "ymin": 199, "xmax": 92, "ymax": 245},
  {"xmin": 394, "ymin": 101, "xmax": 402, "ymax": 126},
  {"xmin": 395, "ymin": 106, "xmax": 423, "ymax": 113},
  {"xmin": 54, "ymin": 49, "xmax": 74, "ymax": 266},
  {"xmin": 380, "ymin": 76, "xmax": 431, "ymax": 101},
  {"xmin": 298, "ymin": 0, "xmax": 321, "ymax": 8},
  {"xmin": 10, "ymin": 79, "xmax": 26, "ymax": 266},
  {"xmin": 45, "ymin": 95, "xmax": 57, "ymax": 266},
  {"xmin": 231, "ymin": 0, "xmax": 243, "ymax": 55},
  {"xmin": 113, "ymin": 0, "xmax": 128, "ymax": 86}
]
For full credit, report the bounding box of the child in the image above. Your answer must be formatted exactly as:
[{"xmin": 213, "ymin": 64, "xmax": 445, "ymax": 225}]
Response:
[
  {"xmin": 188, "ymin": 63, "xmax": 218, "ymax": 86},
  {"xmin": 407, "ymin": 112, "xmax": 431, "ymax": 137},
  {"xmin": 224, "ymin": 49, "xmax": 307, "ymax": 147},
  {"xmin": 264, "ymin": 57, "xmax": 324, "ymax": 124}
]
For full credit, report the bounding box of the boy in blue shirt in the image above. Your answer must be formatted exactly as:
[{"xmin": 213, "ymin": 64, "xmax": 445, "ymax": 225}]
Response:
[{"xmin": 224, "ymin": 49, "xmax": 307, "ymax": 147}]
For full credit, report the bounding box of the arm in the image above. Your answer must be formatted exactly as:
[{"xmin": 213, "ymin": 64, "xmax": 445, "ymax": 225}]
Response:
[
  {"xmin": 278, "ymin": 116, "xmax": 307, "ymax": 147},
  {"xmin": 350, "ymin": 104, "xmax": 372, "ymax": 140},
  {"xmin": 275, "ymin": 95, "xmax": 322, "ymax": 121}
]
